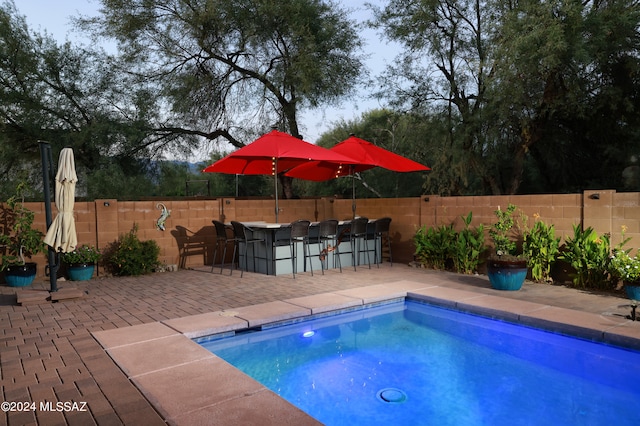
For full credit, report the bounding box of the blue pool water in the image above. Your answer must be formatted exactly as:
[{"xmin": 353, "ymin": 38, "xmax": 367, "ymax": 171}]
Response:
[{"xmin": 199, "ymin": 301, "xmax": 640, "ymax": 425}]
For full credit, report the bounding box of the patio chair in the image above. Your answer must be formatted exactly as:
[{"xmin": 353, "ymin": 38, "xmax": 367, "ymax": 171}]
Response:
[
  {"xmin": 173, "ymin": 225, "xmax": 207, "ymax": 270},
  {"xmin": 230, "ymin": 221, "xmax": 265, "ymax": 277},
  {"xmin": 211, "ymin": 220, "xmax": 233, "ymax": 274},
  {"xmin": 350, "ymin": 217, "xmax": 372, "ymax": 271},
  {"xmin": 315, "ymin": 219, "xmax": 342, "ymax": 274},
  {"xmin": 284, "ymin": 219, "xmax": 313, "ymax": 279}
]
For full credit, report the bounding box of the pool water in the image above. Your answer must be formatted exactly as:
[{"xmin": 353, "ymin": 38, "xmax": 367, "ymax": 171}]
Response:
[{"xmin": 199, "ymin": 301, "xmax": 640, "ymax": 425}]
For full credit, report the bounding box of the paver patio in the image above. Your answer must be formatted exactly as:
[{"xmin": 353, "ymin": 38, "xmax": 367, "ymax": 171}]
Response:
[{"xmin": 1, "ymin": 264, "xmax": 638, "ymax": 425}]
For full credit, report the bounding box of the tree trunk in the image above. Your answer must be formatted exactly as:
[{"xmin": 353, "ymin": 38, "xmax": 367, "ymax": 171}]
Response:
[{"xmin": 279, "ymin": 175, "xmax": 294, "ymax": 199}]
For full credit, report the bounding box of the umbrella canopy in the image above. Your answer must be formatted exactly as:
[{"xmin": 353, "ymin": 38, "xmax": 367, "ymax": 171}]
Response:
[
  {"xmin": 284, "ymin": 135, "xmax": 430, "ymax": 217},
  {"xmin": 203, "ymin": 129, "xmax": 355, "ymax": 221},
  {"xmin": 44, "ymin": 148, "xmax": 78, "ymax": 253},
  {"xmin": 284, "ymin": 135, "xmax": 430, "ymax": 181}
]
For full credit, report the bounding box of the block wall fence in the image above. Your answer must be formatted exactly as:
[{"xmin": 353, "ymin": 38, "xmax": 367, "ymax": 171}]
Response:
[{"xmin": 3, "ymin": 189, "xmax": 639, "ymax": 279}]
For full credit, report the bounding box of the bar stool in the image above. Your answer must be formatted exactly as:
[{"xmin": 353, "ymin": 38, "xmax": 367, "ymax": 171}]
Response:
[
  {"xmin": 288, "ymin": 220, "xmax": 313, "ymax": 278},
  {"xmin": 316, "ymin": 219, "xmax": 342, "ymax": 274},
  {"xmin": 211, "ymin": 220, "xmax": 233, "ymax": 274},
  {"xmin": 350, "ymin": 217, "xmax": 371, "ymax": 271},
  {"xmin": 230, "ymin": 221, "xmax": 264, "ymax": 277},
  {"xmin": 373, "ymin": 217, "xmax": 392, "ymax": 267}
]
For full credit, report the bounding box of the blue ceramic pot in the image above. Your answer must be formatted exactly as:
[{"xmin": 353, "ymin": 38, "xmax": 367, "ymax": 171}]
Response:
[
  {"xmin": 624, "ymin": 282, "xmax": 640, "ymax": 301},
  {"xmin": 487, "ymin": 259, "xmax": 528, "ymax": 291},
  {"xmin": 4, "ymin": 263, "xmax": 37, "ymax": 287},
  {"xmin": 67, "ymin": 263, "xmax": 95, "ymax": 281}
]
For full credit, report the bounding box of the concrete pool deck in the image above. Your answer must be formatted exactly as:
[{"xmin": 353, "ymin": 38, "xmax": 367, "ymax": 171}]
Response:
[{"xmin": 2, "ymin": 264, "xmax": 640, "ymax": 425}]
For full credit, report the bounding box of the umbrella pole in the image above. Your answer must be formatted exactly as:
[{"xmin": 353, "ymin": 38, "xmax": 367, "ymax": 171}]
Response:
[
  {"xmin": 39, "ymin": 141, "xmax": 58, "ymax": 292},
  {"xmin": 274, "ymin": 159, "xmax": 279, "ymax": 223},
  {"xmin": 351, "ymin": 165, "xmax": 356, "ymax": 219}
]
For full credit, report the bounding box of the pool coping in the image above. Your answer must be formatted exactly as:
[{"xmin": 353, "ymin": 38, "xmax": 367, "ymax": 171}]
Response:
[{"xmin": 91, "ymin": 280, "xmax": 640, "ymax": 425}]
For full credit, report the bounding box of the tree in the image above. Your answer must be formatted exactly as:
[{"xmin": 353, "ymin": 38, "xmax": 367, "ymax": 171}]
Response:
[
  {"xmin": 372, "ymin": 0, "xmax": 640, "ymax": 195},
  {"xmin": 488, "ymin": 0, "xmax": 640, "ymax": 193},
  {"xmin": 84, "ymin": 0, "xmax": 366, "ymax": 198},
  {"xmin": 0, "ymin": 0, "xmax": 186, "ymax": 198},
  {"xmin": 371, "ymin": 0, "xmax": 506, "ymax": 195}
]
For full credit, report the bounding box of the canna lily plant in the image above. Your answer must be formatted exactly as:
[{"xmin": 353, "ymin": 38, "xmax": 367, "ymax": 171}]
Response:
[{"xmin": 522, "ymin": 213, "xmax": 560, "ymax": 282}]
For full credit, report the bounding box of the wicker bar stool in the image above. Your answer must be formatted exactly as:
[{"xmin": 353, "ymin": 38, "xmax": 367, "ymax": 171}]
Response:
[
  {"xmin": 316, "ymin": 219, "xmax": 342, "ymax": 274},
  {"xmin": 287, "ymin": 220, "xmax": 313, "ymax": 278},
  {"xmin": 350, "ymin": 217, "xmax": 371, "ymax": 271},
  {"xmin": 211, "ymin": 220, "xmax": 233, "ymax": 274},
  {"xmin": 230, "ymin": 221, "xmax": 264, "ymax": 277}
]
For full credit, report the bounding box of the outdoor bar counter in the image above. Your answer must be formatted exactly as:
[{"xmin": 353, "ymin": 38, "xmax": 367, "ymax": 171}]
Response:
[{"xmin": 238, "ymin": 220, "xmax": 381, "ymax": 276}]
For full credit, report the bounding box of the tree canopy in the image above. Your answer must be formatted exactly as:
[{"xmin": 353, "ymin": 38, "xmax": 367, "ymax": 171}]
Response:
[
  {"xmin": 372, "ymin": 0, "xmax": 640, "ymax": 195},
  {"xmin": 0, "ymin": 0, "xmax": 365, "ymax": 199},
  {"xmin": 1, "ymin": 0, "xmax": 639, "ymax": 200},
  {"xmin": 83, "ymin": 0, "xmax": 365, "ymax": 145}
]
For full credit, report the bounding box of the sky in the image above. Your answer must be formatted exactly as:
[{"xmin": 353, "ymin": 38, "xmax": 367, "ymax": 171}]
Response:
[{"xmin": 16, "ymin": 0, "xmax": 396, "ymax": 146}]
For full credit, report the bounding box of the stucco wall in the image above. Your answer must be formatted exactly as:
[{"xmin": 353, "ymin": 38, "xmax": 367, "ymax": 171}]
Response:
[{"xmin": 3, "ymin": 190, "xmax": 638, "ymax": 279}]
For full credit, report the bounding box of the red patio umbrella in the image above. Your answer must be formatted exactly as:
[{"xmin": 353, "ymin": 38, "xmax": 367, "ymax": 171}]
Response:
[
  {"xmin": 284, "ymin": 135, "xmax": 430, "ymax": 216},
  {"xmin": 203, "ymin": 129, "xmax": 355, "ymax": 222}
]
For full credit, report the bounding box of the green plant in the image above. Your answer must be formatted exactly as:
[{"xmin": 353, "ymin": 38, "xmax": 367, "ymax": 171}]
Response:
[
  {"xmin": 488, "ymin": 204, "xmax": 524, "ymax": 259},
  {"xmin": 522, "ymin": 214, "xmax": 560, "ymax": 282},
  {"xmin": 609, "ymin": 249, "xmax": 640, "ymax": 283},
  {"xmin": 413, "ymin": 224, "xmax": 456, "ymax": 270},
  {"xmin": 103, "ymin": 224, "xmax": 160, "ymax": 276},
  {"xmin": 560, "ymin": 224, "xmax": 613, "ymax": 290},
  {"xmin": 452, "ymin": 212, "xmax": 486, "ymax": 274},
  {"xmin": 413, "ymin": 212, "xmax": 486, "ymax": 274},
  {"xmin": 0, "ymin": 182, "xmax": 46, "ymax": 270},
  {"xmin": 62, "ymin": 244, "xmax": 102, "ymax": 265}
]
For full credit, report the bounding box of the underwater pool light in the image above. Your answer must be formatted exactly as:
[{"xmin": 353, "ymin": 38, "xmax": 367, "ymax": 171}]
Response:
[{"xmin": 302, "ymin": 330, "xmax": 315, "ymax": 338}]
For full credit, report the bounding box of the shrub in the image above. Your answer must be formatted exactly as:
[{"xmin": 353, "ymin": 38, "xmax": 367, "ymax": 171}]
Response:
[
  {"xmin": 488, "ymin": 204, "xmax": 518, "ymax": 257},
  {"xmin": 414, "ymin": 224, "xmax": 455, "ymax": 270},
  {"xmin": 0, "ymin": 182, "xmax": 45, "ymax": 269},
  {"xmin": 452, "ymin": 212, "xmax": 485, "ymax": 274},
  {"xmin": 103, "ymin": 224, "xmax": 160, "ymax": 276},
  {"xmin": 522, "ymin": 215, "xmax": 560, "ymax": 283},
  {"xmin": 414, "ymin": 212, "xmax": 485, "ymax": 274},
  {"xmin": 609, "ymin": 250, "xmax": 640, "ymax": 283},
  {"xmin": 560, "ymin": 224, "xmax": 613, "ymax": 290},
  {"xmin": 608, "ymin": 225, "xmax": 637, "ymax": 284},
  {"xmin": 62, "ymin": 244, "xmax": 102, "ymax": 265}
]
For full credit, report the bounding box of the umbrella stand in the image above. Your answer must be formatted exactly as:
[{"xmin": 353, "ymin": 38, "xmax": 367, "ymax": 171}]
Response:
[{"xmin": 39, "ymin": 141, "xmax": 59, "ymax": 292}]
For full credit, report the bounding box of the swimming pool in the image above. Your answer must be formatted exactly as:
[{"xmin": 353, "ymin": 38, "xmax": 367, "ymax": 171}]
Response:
[{"xmin": 199, "ymin": 301, "xmax": 640, "ymax": 425}]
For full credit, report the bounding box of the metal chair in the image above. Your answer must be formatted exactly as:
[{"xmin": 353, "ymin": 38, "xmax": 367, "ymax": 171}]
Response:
[
  {"xmin": 373, "ymin": 217, "xmax": 392, "ymax": 267},
  {"xmin": 173, "ymin": 225, "xmax": 207, "ymax": 270},
  {"xmin": 315, "ymin": 219, "xmax": 342, "ymax": 274},
  {"xmin": 230, "ymin": 221, "xmax": 264, "ymax": 277},
  {"xmin": 287, "ymin": 220, "xmax": 313, "ymax": 278},
  {"xmin": 211, "ymin": 220, "xmax": 233, "ymax": 274},
  {"xmin": 350, "ymin": 217, "xmax": 371, "ymax": 271}
]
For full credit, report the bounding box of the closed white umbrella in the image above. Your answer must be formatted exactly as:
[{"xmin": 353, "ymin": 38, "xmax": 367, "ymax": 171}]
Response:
[{"xmin": 44, "ymin": 148, "xmax": 78, "ymax": 253}]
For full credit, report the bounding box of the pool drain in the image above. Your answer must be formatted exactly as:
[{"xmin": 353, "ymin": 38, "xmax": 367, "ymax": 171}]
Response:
[{"xmin": 376, "ymin": 388, "xmax": 407, "ymax": 404}]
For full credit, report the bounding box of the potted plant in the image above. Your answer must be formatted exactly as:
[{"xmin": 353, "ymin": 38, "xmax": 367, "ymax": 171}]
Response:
[
  {"xmin": 486, "ymin": 204, "xmax": 528, "ymax": 291},
  {"xmin": 62, "ymin": 244, "xmax": 101, "ymax": 281},
  {"xmin": 609, "ymin": 249, "xmax": 640, "ymax": 300},
  {"xmin": 0, "ymin": 183, "xmax": 46, "ymax": 287}
]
